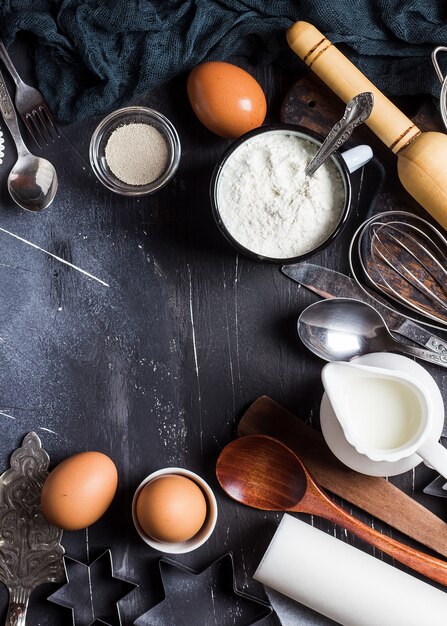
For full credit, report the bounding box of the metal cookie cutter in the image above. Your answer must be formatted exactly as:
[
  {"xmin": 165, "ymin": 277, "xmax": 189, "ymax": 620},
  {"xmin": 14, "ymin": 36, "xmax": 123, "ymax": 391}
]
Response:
[
  {"xmin": 432, "ymin": 46, "xmax": 447, "ymax": 130},
  {"xmin": 47, "ymin": 549, "xmax": 138, "ymax": 626},
  {"xmin": 135, "ymin": 552, "xmax": 272, "ymax": 625},
  {"xmin": 423, "ymin": 474, "xmax": 447, "ymax": 498}
]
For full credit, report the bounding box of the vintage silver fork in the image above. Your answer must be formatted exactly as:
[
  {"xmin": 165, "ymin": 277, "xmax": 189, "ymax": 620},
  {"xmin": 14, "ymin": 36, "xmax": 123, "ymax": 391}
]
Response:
[{"xmin": 0, "ymin": 38, "xmax": 58, "ymax": 148}]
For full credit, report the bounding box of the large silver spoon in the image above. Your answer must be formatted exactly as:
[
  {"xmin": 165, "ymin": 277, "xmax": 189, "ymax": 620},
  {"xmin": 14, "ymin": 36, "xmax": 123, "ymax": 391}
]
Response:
[
  {"xmin": 0, "ymin": 69, "xmax": 57, "ymax": 211},
  {"xmin": 298, "ymin": 297, "xmax": 447, "ymax": 368},
  {"xmin": 305, "ymin": 92, "xmax": 374, "ymax": 177}
]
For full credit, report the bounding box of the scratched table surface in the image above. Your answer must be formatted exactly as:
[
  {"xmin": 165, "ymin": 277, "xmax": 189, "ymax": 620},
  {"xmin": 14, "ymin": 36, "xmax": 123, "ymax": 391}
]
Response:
[{"xmin": 0, "ymin": 39, "xmax": 446, "ymax": 626}]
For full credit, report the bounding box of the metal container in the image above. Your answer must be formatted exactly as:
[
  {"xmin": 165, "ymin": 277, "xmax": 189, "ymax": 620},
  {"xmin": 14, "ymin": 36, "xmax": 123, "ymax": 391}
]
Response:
[
  {"xmin": 210, "ymin": 124, "xmax": 371, "ymax": 264},
  {"xmin": 432, "ymin": 46, "xmax": 447, "ymax": 131}
]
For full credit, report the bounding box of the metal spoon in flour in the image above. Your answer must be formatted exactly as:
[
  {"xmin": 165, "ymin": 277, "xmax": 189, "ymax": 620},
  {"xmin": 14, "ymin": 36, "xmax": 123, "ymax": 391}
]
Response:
[{"xmin": 305, "ymin": 92, "xmax": 374, "ymax": 177}]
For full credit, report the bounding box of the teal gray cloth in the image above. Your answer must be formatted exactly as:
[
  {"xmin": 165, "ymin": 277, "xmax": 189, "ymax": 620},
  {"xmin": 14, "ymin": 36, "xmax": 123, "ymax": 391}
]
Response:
[{"xmin": 1, "ymin": 1, "xmax": 447, "ymax": 123}]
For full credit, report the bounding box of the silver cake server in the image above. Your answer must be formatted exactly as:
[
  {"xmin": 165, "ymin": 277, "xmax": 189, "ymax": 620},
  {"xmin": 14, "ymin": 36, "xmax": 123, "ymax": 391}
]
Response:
[{"xmin": 0, "ymin": 432, "xmax": 64, "ymax": 625}]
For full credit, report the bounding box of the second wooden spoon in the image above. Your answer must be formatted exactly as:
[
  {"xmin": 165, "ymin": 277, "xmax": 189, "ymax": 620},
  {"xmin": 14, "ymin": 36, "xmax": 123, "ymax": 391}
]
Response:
[{"xmin": 216, "ymin": 434, "xmax": 447, "ymax": 587}]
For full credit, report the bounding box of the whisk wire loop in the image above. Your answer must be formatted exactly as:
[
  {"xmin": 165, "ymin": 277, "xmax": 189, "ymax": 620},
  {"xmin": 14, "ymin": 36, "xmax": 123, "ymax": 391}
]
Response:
[
  {"xmin": 369, "ymin": 225, "xmax": 447, "ymax": 312},
  {"xmin": 350, "ymin": 211, "xmax": 447, "ymax": 329}
]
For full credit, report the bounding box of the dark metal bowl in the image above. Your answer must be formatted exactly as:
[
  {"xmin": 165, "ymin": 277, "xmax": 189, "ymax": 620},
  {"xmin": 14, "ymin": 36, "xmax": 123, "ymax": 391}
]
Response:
[{"xmin": 209, "ymin": 124, "xmax": 352, "ymax": 264}]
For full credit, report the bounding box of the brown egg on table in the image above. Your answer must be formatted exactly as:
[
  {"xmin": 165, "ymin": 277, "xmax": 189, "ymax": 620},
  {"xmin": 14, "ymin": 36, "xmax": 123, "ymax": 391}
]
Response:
[
  {"xmin": 136, "ymin": 474, "xmax": 207, "ymax": 543},
  {"xmin": 187, "ymin": 61, "xmax": 267, "ymax": 138},
  {"xmin": 41, "ymin": 451, "xmax": 118, "ymax": 531}
]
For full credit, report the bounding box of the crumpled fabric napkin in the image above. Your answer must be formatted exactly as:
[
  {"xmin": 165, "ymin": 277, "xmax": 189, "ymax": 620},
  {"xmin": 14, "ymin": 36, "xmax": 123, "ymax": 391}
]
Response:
[{"xmin": 1, "ymin": 0, "xmax": 446, "ymax": 123}]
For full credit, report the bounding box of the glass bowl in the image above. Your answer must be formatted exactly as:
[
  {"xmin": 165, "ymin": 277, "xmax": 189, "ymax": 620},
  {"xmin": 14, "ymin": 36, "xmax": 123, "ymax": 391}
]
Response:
[{"xmin": 89, "ymin": 106, "xmax": 181, "ymax": 196}]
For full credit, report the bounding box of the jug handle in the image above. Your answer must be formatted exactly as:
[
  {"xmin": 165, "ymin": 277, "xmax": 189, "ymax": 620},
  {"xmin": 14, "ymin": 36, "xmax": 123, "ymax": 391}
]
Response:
[
  {"xmin": 418, "ymin": 439, "xmax": 447, "ymax": 481},
  {"xmin": 340, "ymin": 145, "xmax": 373, "ymax": 174}
]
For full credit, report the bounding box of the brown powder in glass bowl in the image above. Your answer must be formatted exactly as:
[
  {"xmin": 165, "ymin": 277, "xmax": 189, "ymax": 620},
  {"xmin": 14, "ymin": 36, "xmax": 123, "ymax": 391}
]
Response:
[{"xmin": 105, "ymin": 122, "xmax": 169, "ymax": 186}]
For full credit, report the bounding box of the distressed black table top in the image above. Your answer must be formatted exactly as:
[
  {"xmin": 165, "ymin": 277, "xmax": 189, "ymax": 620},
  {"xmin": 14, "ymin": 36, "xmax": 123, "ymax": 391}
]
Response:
[{"xmin": 0, "ymin": 41, "xmax": 445, "ymax": 625}]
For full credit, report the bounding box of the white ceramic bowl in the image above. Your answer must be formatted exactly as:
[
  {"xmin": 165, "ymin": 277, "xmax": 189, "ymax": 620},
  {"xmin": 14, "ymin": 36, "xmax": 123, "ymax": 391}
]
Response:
[{"xmin": 132, "ymin": 467, "xmax": 218, "ymax": 554}]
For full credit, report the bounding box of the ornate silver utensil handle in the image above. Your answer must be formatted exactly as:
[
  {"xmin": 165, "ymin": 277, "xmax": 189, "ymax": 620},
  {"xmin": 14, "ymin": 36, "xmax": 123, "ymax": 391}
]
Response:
[{"xmin": 305, "ymin": 92, "xmax": 374, "ymax": 176}]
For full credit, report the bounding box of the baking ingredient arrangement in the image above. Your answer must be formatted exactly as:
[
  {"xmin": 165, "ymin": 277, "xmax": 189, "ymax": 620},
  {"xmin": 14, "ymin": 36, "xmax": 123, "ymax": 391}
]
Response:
[{"xmin": 1, "ymin": 15, "xmax": 447, "ymax": 626}]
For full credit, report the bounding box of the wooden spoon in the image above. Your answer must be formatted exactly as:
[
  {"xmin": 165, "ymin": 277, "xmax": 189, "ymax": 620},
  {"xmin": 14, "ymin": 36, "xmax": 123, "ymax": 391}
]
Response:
[{"xmin": 216, "ymin": 434, "xmax": 447, "ymax": 587}]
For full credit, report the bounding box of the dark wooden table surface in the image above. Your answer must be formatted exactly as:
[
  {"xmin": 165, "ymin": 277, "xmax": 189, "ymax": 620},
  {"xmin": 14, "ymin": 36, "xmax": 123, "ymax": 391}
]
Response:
[{"xmin": 0, "ymin": 41, "xmax": 445, "ymax": 625}]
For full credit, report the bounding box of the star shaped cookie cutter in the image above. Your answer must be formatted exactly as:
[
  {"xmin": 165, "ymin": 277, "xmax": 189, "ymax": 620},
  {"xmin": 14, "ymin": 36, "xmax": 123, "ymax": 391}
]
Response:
[
  {"xmin": 135, "ymin": 551, "xmax": 272, "ymax": 625},
  {"xmin": 47, "ymin": 549, "xmax": 138, "ymax": 626}
]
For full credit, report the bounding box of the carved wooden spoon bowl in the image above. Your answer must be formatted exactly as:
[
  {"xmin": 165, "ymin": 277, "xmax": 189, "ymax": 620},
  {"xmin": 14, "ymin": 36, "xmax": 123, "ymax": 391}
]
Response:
[{"xmin": 216, "ymin": 434, "xmax": 447, "ymax": 586}]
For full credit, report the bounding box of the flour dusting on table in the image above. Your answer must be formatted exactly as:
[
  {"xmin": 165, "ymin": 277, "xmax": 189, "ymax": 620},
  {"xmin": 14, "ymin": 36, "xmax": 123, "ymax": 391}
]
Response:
[{"xmin": 216, "ymin": 132, "xmax": 345, "ymax": 259}]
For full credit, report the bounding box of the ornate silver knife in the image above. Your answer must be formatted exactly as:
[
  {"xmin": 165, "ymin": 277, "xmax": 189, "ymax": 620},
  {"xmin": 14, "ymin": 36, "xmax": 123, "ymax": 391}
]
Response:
[{"xmin": 0, "ymin": 432, "xmax": 64, "ymax": 625}]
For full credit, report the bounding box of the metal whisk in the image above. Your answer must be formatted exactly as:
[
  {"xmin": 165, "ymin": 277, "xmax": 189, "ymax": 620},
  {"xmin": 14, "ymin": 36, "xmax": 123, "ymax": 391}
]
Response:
[{"xmin": 349, "ymin": 211, "xmax": 447, "ymax": 328}]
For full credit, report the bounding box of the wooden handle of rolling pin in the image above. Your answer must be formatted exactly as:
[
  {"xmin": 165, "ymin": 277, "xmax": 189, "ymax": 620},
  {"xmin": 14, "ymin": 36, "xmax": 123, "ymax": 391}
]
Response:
[
  {"xmin": 286, "ymin": 21, "xmax": 421, "ymax": 154},
  {"xmin": 287, "ymin": 21, "xmax": 447, "ymax": 231}
]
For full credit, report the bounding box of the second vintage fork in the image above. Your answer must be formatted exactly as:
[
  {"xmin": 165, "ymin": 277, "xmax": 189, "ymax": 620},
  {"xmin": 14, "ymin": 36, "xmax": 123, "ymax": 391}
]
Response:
[{"xmin": 0, "ymin": 38, "xmax": 58, "ymax": 147}]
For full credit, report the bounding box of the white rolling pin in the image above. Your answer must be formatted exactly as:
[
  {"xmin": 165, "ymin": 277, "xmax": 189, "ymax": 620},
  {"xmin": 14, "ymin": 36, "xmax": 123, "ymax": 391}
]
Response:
[{"xmin": 254, "ymin": 515, "xmax": 447, "ymax": 626}]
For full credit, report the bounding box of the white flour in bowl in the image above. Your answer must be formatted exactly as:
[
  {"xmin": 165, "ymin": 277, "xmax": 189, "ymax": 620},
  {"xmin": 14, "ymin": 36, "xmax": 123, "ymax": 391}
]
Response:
[{"xmin": 216, "ymin": 131, "xmax": 346, "ymax": 259}]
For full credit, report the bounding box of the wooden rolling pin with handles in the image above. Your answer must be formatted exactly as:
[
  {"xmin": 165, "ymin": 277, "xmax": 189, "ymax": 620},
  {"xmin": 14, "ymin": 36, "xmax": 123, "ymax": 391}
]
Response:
[{"xmin": 287, "ymin": 21, "xmax": 447, "ymax": 230}]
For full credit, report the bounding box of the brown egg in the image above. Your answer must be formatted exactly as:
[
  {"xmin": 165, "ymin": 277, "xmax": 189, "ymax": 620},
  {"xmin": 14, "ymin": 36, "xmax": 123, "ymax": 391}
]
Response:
[
  {"xmin": 41, "ymin": 452, "xmax": 118, "ymax": 531},
  {"xmin": 187, "ymin": 61, "xmax": 267, "ymax": 138},
  {"xmin": 136, "ymin": 474, "xmax": 207, "ymax": 543}
]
